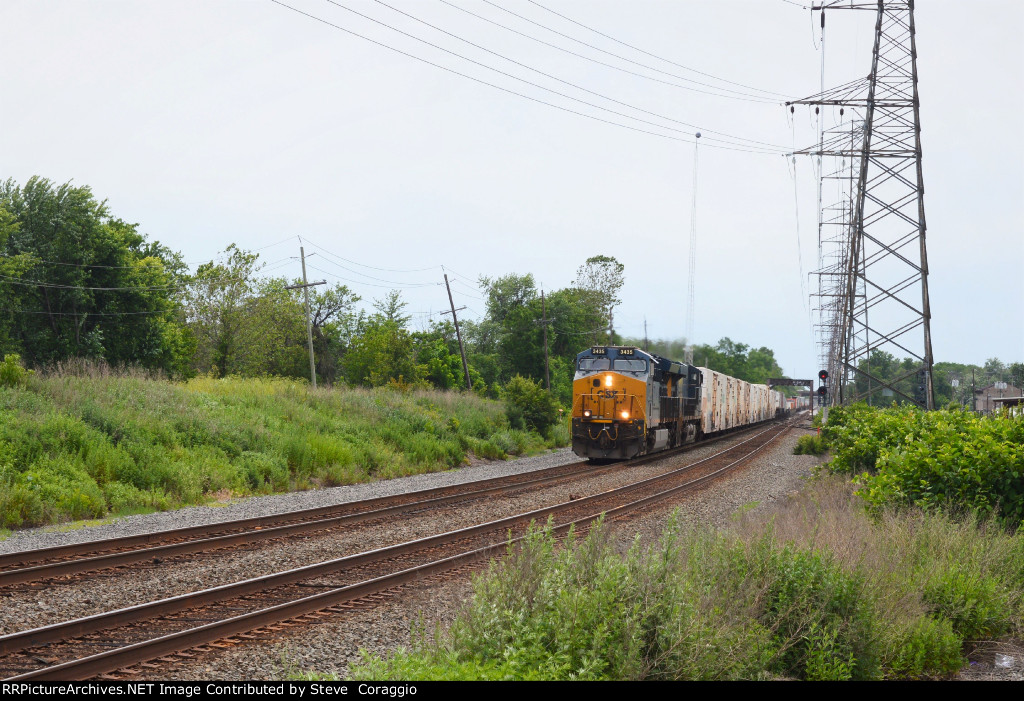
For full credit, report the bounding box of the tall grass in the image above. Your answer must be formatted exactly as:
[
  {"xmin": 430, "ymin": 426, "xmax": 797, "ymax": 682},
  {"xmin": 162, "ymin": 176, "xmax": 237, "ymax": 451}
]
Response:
[
  {"xmin": 351, "ymin": 478, "xmax": 1023, "ymax": 681},
  {"xmin": 0, "ymin": 365, "xmax": 562, "ymax": 528}
]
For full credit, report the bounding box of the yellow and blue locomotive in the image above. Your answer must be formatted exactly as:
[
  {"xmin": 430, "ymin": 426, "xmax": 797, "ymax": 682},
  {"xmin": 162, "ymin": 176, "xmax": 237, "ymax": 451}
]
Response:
[
  {"xmin": 571, "ymin": 346, "xmax": 792, "ymax": 460},
  {"xmin": 571, "ymin": 346, "xmax": 702, "ymax": 460}
]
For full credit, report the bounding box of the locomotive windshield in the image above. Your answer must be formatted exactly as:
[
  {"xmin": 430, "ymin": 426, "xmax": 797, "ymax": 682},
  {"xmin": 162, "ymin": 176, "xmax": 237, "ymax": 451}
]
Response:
[
  {"xmin": 578, "ymin": 357, "xmax": 610, "ymax": 372},
  {"xmin": 613, "ymin": 359, "xmax": 647, "ymax": 372}
]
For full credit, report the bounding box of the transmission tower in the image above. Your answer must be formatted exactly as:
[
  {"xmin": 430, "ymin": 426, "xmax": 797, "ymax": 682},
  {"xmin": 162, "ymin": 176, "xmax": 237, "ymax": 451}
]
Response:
[{"xmin": 790, "ymin": 0, "xmax": 935, "ymax": 409}]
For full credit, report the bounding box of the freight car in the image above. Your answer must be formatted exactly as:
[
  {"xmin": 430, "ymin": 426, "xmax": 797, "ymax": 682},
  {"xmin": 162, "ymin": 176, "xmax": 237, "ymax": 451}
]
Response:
[{"xmin": 570, "ymin": 346, "xmax": 788, "ymax": 460}]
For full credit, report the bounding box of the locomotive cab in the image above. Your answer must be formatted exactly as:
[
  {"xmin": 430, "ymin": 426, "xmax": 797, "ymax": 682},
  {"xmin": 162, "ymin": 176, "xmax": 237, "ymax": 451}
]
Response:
[
  {"xmin": 571, "ymin": 346, "xmax": 702, "ymax": 460},
  {"xmin": 571, "ymin": 346, "xmax": 650, "ymax": 459}
]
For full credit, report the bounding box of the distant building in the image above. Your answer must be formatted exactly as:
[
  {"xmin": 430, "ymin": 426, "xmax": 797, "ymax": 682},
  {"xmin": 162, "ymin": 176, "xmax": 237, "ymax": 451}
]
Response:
[
  {"xmin": 993, "ymin": 396, "xmax": 1024, "ymax": 417},
  {"xmin": 974, "ymin": 383, "xmax": 1022, "ymax": 413}
]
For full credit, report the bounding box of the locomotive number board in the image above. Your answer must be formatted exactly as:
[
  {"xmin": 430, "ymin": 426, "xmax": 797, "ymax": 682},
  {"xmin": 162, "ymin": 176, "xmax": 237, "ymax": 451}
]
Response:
[
  {"xmin": 591, "ymin": 347, "xmax": 607, "ymax": 354},
  {"xmin": 619, "ymin": 348, "xmax": 635, "ymax": 355}
]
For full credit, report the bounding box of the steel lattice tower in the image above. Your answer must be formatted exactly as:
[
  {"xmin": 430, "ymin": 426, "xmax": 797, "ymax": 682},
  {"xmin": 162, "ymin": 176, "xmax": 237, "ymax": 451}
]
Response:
[{"xmin": 790, "ymin": 0, "xmax": 934, "ymax": 409}]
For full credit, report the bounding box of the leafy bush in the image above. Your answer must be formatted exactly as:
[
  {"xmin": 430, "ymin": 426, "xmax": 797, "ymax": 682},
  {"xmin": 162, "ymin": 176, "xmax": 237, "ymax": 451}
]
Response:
[
  {"xmin": 0, "ymin": 354, "xmax": 33, "ymax": 388},
  {"xmin": 503, "ymin": 375, "xmax": 559, "ymax": 436},
  {"xmin": 351, "ymin": 480, "xmax": 1024, "ymax": 681},
  {"xmin": 353, "ymin": 518, "xmax": 881, "ymax": 681},
  {"xmin": 822, "ymin": 403, "xmax": 1024, "ymax": 527},
  {"xmin": 884, "ymin": 617, "xmax": 962, "ymax": 678},
  {"xmin": 793, "ymin": 433, "xmax": 827, "ymax": 455}
]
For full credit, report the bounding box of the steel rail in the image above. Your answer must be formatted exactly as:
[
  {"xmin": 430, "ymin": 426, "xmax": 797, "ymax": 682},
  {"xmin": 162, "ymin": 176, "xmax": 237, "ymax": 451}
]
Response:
[
  {"xmin": 0, "ymin": 421, "xmax": 788, "ymax": 664},
  {"xmin": 0, "ymin": 421, "xmax": 767, "ymax": 586},
  {"xmin": 0, "ymin": 459, "xmax": 592, "ymax": 571},
  {"xmin": 6, "ymin": 420, "xmax": 792, "ymax": 680},
  {"xmin": 0, "ymin": 460, "xmax": 603, "ymax": 587}
]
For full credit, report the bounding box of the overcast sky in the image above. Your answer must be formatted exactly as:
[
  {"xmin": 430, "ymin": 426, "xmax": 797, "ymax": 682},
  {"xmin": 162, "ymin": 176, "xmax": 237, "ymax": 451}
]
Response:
[{"xmin": 2, "ymin": 0, "xmax": 1021, "ymax": 379}]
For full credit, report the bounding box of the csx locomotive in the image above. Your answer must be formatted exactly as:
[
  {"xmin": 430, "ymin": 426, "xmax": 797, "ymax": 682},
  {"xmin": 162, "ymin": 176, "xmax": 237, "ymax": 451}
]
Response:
[{"xmin": 571, "ymin": 346, "xmax": 788, "ymax": 460}]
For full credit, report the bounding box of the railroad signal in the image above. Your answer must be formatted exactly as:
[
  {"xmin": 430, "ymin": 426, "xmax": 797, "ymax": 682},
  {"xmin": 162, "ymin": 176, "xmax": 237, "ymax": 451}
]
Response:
[
  {"xmin": 818, "ymin": 369, "xmax": 828, "ymax": 382},
  {"xmin": 914, "ymin": 369, "xmax": 928, "ymax": 405},
  {"xmin": 817, "ymin": 385, "xmax": 827, "ymax": 397}
]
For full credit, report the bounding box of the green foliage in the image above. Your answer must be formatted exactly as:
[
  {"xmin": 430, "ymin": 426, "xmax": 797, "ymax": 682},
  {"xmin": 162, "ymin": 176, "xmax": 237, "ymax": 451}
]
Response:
[
  {"xmin": 575, "ymin": 254, "xmax": 625, "ymax": 340},
  {"xmin": 793, "ymin": 433, "xmax": 827, "ymax": 455},
  {"xmin": 0, "ymin": 372, "xmax": 561, "ymax": 529},
  {"xmin": 756, "ymin": 541, "xmax": 876, "ymax": 679},
  {"xmin": 0, "ymin": 354, "xmax": 33, "ymax": 388},
  {"xmin": 884, "ymin": 617, "xmax": 963, "ymax": 678},
  {"xmin": 465, "ymin": 267, "xmax": 606, "ymax": 405},
  {"xmin": 0, "ymin": 177, "xmax": 192, "ymax": 374},
  {"xmin": 822, "ymin": 403, "xmax": 1024, "ymax": 527},
  {"xmin": 351, "ymin": 518, "xmax": 880, "ymax": 681},
  {"xmin": 502, "ymin": 375, "xmax": 559, "ymax": 436},
  {"xmin": 355, "ymin": 518, "xmax": 777, "ymax": 681},
  {"xmin": 351, "ymin": 482, "xmax": 1024, "ymax": 681}
]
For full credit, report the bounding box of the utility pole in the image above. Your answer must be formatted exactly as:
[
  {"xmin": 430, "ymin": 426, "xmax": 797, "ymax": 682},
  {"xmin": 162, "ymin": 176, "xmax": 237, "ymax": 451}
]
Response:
[
  {"xmin": 643, "ymin": 317, "xmax": 649, "ymax": 352},
  {"xmin": 285, "ymin": 245, "xmax": 326, "ymax": 388},
  {"xmin": 534, "ymin": 289, "xmax": 555, "ymax": 390},
  {"xmin": 442, "ymin": 274, "xmax": 472, "ymax": 391}
]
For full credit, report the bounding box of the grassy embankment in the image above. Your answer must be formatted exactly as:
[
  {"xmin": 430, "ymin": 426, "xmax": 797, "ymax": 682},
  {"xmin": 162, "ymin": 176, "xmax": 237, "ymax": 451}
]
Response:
[
  {"xmin": 338, "ymin": 406, "xmax": 1023, "ymax": 681},
  {"xmin": 0, "ymin": 364, "xmax": 567, "ymax": 530}
]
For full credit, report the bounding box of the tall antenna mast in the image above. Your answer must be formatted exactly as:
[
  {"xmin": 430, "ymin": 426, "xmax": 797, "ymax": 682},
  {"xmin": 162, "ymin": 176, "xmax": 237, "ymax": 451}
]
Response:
[
  {"xmin": 685, "ymin": 132, "xmax": 701, "ymax": 365},
  {"xmin": 790, "ymin": 0, "xmax": 934, "ymax": 409}
]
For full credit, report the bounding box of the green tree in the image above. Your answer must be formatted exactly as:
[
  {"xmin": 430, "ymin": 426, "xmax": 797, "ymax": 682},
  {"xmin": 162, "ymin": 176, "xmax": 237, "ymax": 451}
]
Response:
[
  {"xmin": 1010, "ymin": 362, "xmax": 1024, "ymax": 392},
  {"xmin": 412, "ymin": 321, "xmax": 483, "ymax": 391},
  {"xmin": 0, "ymin": 177, "xmax": 191, "ymax": 373},
  {"xmin": 308, "ymin": 284, "xmax": 362, "ymax": 385},
  {"xmin": 575, "ymin": 255, "xmax": 624, "ymax": 344},
  {"xmin": 471, "ymin": 273, "xmax": 540, "ymax": 385},
  {"xmin": 340, "ymin": 294, "xmax": 421, "ymax": 388},
  {"xmin": 342, "ymin": 318, "xmax": 420, "ymax": 387},
  {"xmin": 373, "ymin": 290, "xmax": 412, "ymax": 327},
  {"xmin": 185, "ymin": 245, "xmax": 263, "ymax": 377}
]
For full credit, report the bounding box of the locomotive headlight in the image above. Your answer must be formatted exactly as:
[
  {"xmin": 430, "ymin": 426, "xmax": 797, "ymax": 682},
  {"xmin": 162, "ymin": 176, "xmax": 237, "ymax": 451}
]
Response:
[
  {"xmin": 583, "ymin": 410, "xmax": 591, "ymax": 418},
  {"xmin": 621, "ymin": 411, "xmax": 630, "ymax": 419},
  {"xmin": 605, "ymin": 375, "xmax": 612, "ymax": 387}
]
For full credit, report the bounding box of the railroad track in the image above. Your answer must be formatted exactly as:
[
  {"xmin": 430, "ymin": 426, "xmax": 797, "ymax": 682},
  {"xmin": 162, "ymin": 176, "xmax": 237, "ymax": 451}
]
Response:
[
  {"xmin": 0, "ymin": 418, "xmax": 793, "ymax": 680},
  {"xmin": 0, "ymin": 422, "xmax": 770, "ymax": 588}
]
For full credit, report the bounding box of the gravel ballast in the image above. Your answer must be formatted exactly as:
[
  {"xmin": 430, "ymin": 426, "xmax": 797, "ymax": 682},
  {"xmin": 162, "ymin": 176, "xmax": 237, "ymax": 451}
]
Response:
[
  {"xmin": 149, "ymin": 423, "xmax": 823, "ymax": 680},
  {"xmin": 0, "ymin": 427, "xmax": 782, "ymax": 635},
  {"xmin": 8, "ymin": 417, "xmax": 1009, "ymax": 681},
  {"xmin": 0, "ymin": 448, "xmax": 581, "ymax": 557}
]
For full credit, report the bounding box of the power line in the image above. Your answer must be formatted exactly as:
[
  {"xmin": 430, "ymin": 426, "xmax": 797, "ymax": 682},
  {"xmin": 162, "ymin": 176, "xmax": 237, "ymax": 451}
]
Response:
[
  {"xmin": 372, "ymin": 0, "xmax": 786, "ymax": 150},
  {"xmin": 300, "ymin": 251, "xmax": 439, "ymax": 287},
  {"xmin": 270, "ymin": 0, "xmax": 779, "ymax": 153},
  {"xmin": 321, "ymin": 0, "xmax": 779, "ymax": 151},
  {"xmin": 0, "ymin": 256, "xmax": 294, "ymax": 293},
  {"xmin": 305, "ymin": 262, "xmax": 441, "ymax": 290},
  {"xmin": 488, "ymin": 0, "xmax": 789, "ymax": 101},
  {"xmin": 0, "ymin": 307, "xmax": 178, "ymax": 316},
  {"xmin": 442, "ymin": 266, "xmax": 483, "ymax": 286},
  {"xmin": 450, "ymin": 280, "xmax": 486, "ymax": 300},
  {"xmin": 301, "ymin": 237, "xmax": 443, "ymax": 273},
  {"xmin": 440, "ymin": 0, "xmax": 781, "ymax": 108},
  {"xmin": 525, "ymin": 0, "xmax": 791, "ymax": 99}
]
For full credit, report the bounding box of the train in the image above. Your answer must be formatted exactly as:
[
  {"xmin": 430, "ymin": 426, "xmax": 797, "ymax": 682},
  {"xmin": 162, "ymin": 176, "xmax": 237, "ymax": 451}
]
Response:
[{"xmin": 570, "ymin": 345, "xmax": 791, "ymax": 460}]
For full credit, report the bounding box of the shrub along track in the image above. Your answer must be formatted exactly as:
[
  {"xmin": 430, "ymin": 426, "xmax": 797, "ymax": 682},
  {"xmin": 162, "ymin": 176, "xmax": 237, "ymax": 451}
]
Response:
[{"xmin": 0, "ymin": 419, "xmax": 794, "ymax": 680}]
